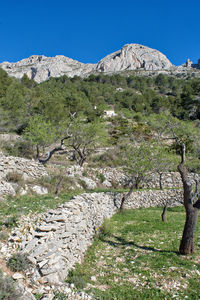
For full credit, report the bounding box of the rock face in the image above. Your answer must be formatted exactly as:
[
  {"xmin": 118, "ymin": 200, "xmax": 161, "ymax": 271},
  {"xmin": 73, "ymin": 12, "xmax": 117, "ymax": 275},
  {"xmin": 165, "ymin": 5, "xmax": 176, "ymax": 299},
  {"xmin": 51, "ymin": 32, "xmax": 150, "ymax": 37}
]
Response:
[
  {"xmin": 0, "ymin": 44, "xmax": 174, "ymax": 83},
  {"xmin": 0, "ymin": 55, "xmax": 95, "ymax": 83},
  {"xmin": 96, "ymin": 44, "xmax": 173, "ymax": 72}
]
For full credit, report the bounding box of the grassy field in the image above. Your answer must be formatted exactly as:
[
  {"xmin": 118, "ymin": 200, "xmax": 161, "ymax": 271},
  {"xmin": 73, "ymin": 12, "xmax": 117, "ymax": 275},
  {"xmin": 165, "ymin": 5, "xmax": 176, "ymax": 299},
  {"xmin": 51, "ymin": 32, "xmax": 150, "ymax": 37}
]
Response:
[
  {"xmin": 0, "ymin": 193, "xmax": 76, "ymax": 229},
  {"xmin": 66, "ymin": 207, "xmax": 200, "ymax": 300}
]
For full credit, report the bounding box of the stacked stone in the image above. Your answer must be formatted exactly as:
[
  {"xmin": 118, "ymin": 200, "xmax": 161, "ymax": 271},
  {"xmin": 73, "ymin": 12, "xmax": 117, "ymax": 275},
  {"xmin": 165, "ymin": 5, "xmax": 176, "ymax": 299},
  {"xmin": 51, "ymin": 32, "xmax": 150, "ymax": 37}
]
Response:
[
  {"xmin": 0, "ymin": 153, "xmax": 47, "ymax": 196},
  {"xmin": 4, "ymin": 190, "xmax": 182, "ymax": 287}
]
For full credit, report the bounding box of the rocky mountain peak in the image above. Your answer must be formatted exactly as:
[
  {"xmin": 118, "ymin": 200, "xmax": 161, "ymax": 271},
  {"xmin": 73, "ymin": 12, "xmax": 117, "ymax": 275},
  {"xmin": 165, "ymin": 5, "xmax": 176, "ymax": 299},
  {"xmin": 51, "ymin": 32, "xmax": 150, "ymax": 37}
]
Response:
[
  {"xmin": 2, "ymin": 43, "xmax": 198, "ymax": 83},
  {"xmin": 96, "ymin": 43, "xmax": 173, "ymax": 73}
]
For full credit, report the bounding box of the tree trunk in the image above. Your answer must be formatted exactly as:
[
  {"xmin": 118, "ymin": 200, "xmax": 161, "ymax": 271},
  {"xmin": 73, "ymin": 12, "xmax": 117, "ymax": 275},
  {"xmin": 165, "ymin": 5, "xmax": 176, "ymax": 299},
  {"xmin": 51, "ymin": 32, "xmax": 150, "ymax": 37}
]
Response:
[
  {"xmin": 179, "ymin": 206, "xmax": 198, "ymax": 254},
  {"xmin": 135, "ymin": 177, "xmax": 141, "ymax": 189},
  {"xmin": 55, "ymin": 176, "xmax": 64, "ymax": 195},
  {"xmin": 120, "ymin": 182, "xmax": 135, "ymax": 211},
  {"xmin": 36, "ymin": 144, "xmax": 40, "ymax": 160},
  {"xmin": 159, "ymin": 173, "xmax": 163, "ymax": 190},
  {"xmin": 161, "ymin": 203, "xmax": 168, "ymax": 222},
  {"xmin": 178, "ymin": 143, "xmax": 200, "ymax": 255}
]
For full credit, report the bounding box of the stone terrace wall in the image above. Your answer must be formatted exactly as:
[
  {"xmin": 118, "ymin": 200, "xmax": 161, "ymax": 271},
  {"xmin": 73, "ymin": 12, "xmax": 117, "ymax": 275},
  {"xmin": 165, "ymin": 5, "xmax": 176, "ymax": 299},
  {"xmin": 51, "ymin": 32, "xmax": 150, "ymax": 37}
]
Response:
[
  {"xmin": 0, "ymin": 152, "xmax": 47, "ymax": 196},
  {"xmin": 6, "ymin": 189, "xmax": 183, "ymax": 286},
  {"xmin": 0, "ymin": 152, "xmax": 47, "ymax": 180}
]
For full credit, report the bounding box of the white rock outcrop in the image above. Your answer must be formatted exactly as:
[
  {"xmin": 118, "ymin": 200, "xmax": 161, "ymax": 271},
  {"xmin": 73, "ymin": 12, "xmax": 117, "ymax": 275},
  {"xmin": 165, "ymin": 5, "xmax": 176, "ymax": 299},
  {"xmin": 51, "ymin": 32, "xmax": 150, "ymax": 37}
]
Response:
[
  {"xmin": 0, "ymin": 44, "xmax": 174, "ymax": 83},
  {"xmin": 96, "ymin": 44, "xmax": 173, "ymax": 72},
  {"xmin": 0, "ymin": 55, "xmax": 95, "ymax": 83}
]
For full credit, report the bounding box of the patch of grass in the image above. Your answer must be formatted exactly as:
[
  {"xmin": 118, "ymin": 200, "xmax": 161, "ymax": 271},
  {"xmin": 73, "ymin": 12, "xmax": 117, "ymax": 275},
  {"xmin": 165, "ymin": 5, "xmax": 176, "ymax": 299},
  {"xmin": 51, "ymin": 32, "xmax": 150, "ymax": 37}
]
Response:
[
  {"xmin": 53, "ymin": 291, "xmax": 67, "ymax": 299},
  {"xmin": 66, "ymin": 264, "xmax": 88, "ymax": 290},
  {"xmin": 96, "ymin": 173, "xmax": 106, "ymax": 183},
  {"xmin": 68, "ymin": 206, "xmax": 200, "ymax": 299},
  {"xmin": 0, "ymin": 269, "xmax": 21, "ymax": 300},
  {"xmin": 7, "ymin": 252, "xmax": 31, "ymax": 272},
  {"xmin": 37, "ymin": 175, "xmax": 76, "ymax": 194},
  {"xmin": 0, "ymin": 192, "xmax": 79, "ymax": 227},
  {"xmin": 0, "ymin": 231, "xmax": 8, "ymax": 241}
]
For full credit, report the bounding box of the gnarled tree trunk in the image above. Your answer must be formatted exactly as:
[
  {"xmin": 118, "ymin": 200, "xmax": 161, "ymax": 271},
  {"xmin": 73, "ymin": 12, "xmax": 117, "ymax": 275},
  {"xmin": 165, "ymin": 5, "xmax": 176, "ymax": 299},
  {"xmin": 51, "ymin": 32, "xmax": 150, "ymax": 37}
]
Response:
[
  {"xmin": 178, "ymin": 143, "xmax": 200, "ymax": 255},
  {"xmin": 179, "ymin": 206, "xmax": 198, "ymax": 254}
]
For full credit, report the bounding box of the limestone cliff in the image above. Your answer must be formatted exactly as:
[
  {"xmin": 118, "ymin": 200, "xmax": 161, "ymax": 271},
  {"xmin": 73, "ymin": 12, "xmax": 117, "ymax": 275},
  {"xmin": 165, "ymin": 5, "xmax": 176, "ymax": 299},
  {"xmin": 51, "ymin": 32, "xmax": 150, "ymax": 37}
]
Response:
[
  {"xmin": 0, "ymin": 43, "xmax": 188, "ymax": 83},
  {"xmin": 96, "ymin": 44, "xmax": 173, "ymax": 72}
]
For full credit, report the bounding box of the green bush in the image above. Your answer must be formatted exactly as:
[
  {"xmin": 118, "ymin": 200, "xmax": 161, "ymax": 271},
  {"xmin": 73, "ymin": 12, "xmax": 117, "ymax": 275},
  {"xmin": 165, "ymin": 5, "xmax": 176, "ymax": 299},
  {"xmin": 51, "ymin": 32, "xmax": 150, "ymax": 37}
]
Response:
[
  {"xmin": 7, "ymin": 253, "xmax": 31, "ymax": 272},
  {"xmin": 97, "ymin": 172, "xmax": 106, "ymax": 183},
  {"xmin": 66, "ymin": 265, "xmax": 87, "ymax": 290},
  {"xmin": 98, "ymin": 218, "xmax": 113, "ymax": 239},
  {"xmin": 3, "ymin": 140, "xmax": 34, "ymax": 159},
  {"xmin": 53, "ymin": 291, "xmax": 67, "ymax": 299},
  {"xmin": 0, "ymin": 269, "xmax": 21, "ymax": 300}
]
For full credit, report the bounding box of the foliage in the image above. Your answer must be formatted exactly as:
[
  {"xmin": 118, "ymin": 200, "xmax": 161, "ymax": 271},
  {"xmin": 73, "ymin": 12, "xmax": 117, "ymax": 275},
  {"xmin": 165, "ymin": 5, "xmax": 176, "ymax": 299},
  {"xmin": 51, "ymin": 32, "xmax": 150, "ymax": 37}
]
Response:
[
  {"xmin": 23, "ymin": 115, "xmax": 59, "ymax": 151},
  {"xmin": 2, "ymin": 139, "xmax": 34, "ymax": 159},
  {"xmin": 65, "ymin": 117, "xmax": 107, "ymax": 166},
  {"xmin": 122, "ymin": 140, "xmax": 155, "ymax": 188},
  {"xmin": 66, "ymin": 264, "xmax": 88, "ymax": 290},
  {"xmin": 1, "ymin": 70, "xmax": 200, "ymax": 136},
  {"xmin": 0, "ymin": 269, "xmax": 21, "ymax": 300},
  {"xmin": 7, "ymin": 252, "xmax": 31, "ymax": 272},
  {"xmin": 96, "ymin": 172, "xmax": 106, "ymax": 183}
]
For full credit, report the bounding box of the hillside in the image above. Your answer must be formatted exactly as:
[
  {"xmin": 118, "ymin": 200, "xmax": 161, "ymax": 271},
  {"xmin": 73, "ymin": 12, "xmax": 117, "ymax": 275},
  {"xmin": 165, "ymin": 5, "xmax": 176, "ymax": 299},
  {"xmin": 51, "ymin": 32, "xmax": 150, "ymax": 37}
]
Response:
[{"xmin": 0, "ymin": 59, "xmax": 200, "ymax": 299}]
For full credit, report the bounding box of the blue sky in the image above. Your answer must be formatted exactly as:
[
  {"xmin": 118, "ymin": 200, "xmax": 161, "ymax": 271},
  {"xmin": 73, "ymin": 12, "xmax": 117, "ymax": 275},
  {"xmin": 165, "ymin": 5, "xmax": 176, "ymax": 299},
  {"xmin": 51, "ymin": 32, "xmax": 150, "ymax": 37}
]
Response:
[{"xmin": 0, "ymin": 0, "xmax": 199, "ymax": 66}]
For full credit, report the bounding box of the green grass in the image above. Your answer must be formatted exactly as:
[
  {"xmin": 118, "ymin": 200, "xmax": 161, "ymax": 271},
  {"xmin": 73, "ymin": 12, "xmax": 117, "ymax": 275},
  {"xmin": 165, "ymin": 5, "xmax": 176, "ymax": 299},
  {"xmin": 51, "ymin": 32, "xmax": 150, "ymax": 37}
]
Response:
[
  {"xmin": 66, "ymin": 207, "xmax": 200, "ymax": 300},
  {"xmin": 0, "ymin": 192, "xmax": 78, "ymax": 229}
]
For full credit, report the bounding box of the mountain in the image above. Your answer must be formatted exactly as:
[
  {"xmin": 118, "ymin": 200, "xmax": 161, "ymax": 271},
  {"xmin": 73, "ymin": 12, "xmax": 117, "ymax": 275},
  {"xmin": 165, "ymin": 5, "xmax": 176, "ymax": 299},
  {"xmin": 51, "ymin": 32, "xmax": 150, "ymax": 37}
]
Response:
[
  {"xmin": 0, "ymin": 44, "xmax": 199, "ymax": 83},
  {"xmin": 96, "ymin": 44, "xmax": 172, "ymax": 72},
  {"xmin": 0, "ymin": 55, "xmax": 95, "ymax": 83}
]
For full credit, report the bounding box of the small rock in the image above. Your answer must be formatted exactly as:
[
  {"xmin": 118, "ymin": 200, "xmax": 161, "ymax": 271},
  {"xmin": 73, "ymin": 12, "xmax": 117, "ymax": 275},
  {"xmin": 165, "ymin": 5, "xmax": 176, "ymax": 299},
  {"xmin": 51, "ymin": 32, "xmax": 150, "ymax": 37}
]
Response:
[{"xmin": 12, "ymin": 272, "xmax": 24, "ymax": 280}]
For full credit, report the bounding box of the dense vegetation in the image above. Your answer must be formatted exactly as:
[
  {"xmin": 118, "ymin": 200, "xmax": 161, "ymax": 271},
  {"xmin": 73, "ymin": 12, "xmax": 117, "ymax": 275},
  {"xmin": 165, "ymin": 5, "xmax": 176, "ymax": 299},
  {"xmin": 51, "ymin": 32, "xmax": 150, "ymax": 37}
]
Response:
[
  {"xmin": 0, "ymin": 69, "xmax": 200, "ymax": 297},
  {"xmin": 0, "ymin": 68, "xmax": 200, "ymax": 134}
]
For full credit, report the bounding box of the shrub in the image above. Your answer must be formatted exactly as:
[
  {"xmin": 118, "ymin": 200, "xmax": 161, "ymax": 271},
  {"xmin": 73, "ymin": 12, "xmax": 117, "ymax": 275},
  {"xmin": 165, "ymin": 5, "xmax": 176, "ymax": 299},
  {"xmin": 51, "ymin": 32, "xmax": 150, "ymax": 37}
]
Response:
[
  {"xmin": 53, "ymin": 291, "xmax": 67, "ymax": 299},
  {"xmin": 7, "ymin": 253, "xmax": 31, "ymax": 272},
  {"xmin": 2, "ymin": 217, "xmax": 18, "ymax": 228},
  {"xmin": 0, "ymin": 231, "xmax": 8, "ymax": 241},
  {"xmin": 6, "ymin": 171, "xmax": 24, "ymax": 183},
  {"xmin": 0, "ymin": 269, "xmax": 21, "ymax": 300},
  {"xmin": 3, "ymin": 140, "xmax": 34, "ymax": 159},
  {"xmin": 66, "ymin": 264, "xmax": 87, "ymax": 290},
  {"xmin": 97, "ymin": 173, "xmax": 106, "ymax": 183},
  {"xmin": 38, "ymin": 175, "xmax": 75, "ymax": 194},
  {"xmin": 98, "ymin": 218, "xmax": 113, "ymax": 238}
]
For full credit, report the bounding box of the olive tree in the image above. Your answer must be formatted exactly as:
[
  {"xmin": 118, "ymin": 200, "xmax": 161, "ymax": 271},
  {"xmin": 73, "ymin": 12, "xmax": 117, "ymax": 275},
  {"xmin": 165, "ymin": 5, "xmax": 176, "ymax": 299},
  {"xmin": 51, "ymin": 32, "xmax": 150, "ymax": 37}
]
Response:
[
  {"xmin": 150, "ymin": 113, "xmax": 200, "ymax": 254},
  {"xmin": 120, "ymin": 140, "xmax": 155, "ymax": 210},
  {"xmin": 23, "ymin": 114, "xmax": 106, "ymax": 166}
]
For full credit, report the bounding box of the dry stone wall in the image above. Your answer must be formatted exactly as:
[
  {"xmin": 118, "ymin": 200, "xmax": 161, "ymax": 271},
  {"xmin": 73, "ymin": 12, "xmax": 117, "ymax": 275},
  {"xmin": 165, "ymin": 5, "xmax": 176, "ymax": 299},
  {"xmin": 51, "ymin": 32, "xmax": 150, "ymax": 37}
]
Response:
[
  {"xmin": 0, "ymin": 152, "xmax": 47, "ymax": 196},
  {"xmin": 5, "ymin": 189, "xmax": 183, "ymax": 287}
]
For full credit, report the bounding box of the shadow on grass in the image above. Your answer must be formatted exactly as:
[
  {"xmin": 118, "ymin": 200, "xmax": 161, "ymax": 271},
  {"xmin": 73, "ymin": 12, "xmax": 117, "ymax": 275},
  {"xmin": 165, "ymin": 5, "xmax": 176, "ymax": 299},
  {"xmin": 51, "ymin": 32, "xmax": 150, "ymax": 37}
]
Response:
[{"xmin": 99, "ymin": 235, "xmax": 179, "ymax": 255}]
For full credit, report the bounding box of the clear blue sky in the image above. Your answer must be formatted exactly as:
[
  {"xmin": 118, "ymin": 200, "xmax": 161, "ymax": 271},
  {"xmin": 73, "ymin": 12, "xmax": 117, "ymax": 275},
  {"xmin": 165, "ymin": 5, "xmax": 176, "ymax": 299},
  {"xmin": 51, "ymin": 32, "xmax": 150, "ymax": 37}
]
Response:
[{"xmin": 0, "ymin": 0, "xmax": 199, "ymax": 66}]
